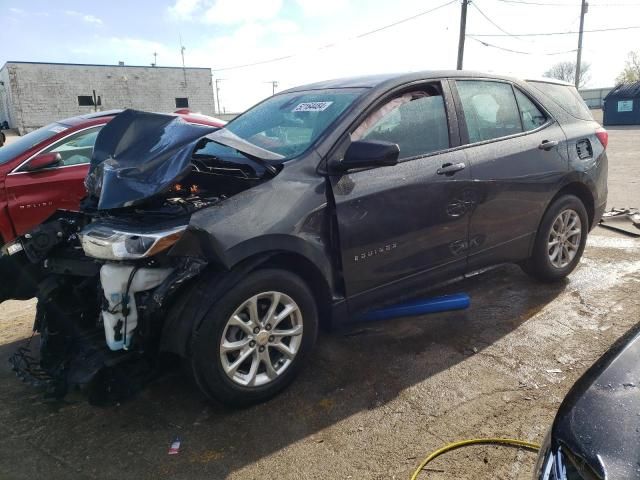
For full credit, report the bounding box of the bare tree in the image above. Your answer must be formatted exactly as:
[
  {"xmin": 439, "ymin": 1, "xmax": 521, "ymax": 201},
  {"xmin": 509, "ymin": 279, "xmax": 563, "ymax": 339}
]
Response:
[
  {"xmin": 615, "ymin": 51, "xmax": 640, "ymax": 84},
  {"xmin": 543, "ymin": 61, "xmax": 591, "ymax": 88}
]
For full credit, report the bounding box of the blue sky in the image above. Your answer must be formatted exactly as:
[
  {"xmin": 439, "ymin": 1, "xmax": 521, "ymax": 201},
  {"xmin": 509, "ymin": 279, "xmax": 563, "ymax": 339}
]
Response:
[{"xmin": 1, "ymin": 0, "xmax": 639, "ymax": 111}]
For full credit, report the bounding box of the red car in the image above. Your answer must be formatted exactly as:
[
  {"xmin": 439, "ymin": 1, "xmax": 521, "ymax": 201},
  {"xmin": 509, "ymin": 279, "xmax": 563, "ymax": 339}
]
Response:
[{"xmin": 0, "ymin": 110, "xmax": 224, "ymax": 245}]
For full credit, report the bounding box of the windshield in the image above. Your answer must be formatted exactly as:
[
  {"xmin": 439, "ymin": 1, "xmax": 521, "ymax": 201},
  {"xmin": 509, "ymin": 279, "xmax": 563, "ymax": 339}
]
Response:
[
  {"xmin": 205, "ymin": 88, "xmax": 364, "ymax": 161},
  {"xmin": 0, "ymin": 123, "xmax": 70, "ymax": 165}
]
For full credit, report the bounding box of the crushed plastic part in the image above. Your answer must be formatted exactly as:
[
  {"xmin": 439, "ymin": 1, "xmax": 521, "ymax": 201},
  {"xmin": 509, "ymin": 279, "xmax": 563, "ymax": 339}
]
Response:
[
  {"xmin": 9, "ymin": 335, "xmax": 66, "ymax": 398},
  {"xmin": 599, "ymin": 208, "xmax": 640, "ymax": 237},
  {"xmin": 168, "ymin": 436, "xmax": 181, "ymax": 455}
]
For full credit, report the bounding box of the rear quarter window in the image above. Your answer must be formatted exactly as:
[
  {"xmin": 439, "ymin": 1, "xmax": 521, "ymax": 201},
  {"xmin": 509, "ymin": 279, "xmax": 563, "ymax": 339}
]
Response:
[{"xmin": 527, "ymin": 81, "xmax": 593, "ymax": 121}]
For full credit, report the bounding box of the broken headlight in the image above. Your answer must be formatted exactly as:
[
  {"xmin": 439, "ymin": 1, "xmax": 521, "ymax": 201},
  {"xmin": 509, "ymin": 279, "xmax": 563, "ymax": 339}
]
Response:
[
  {"xmin": 534, "ymin": 434, "xmax": 588, "ymax": 480},
  {"xmin": 534, "ymin": 429, "xmax": 553, "ymax": 479},
  {"xmin": 79, "ymin": 223, "xmax": 187, "ymax": 260}
]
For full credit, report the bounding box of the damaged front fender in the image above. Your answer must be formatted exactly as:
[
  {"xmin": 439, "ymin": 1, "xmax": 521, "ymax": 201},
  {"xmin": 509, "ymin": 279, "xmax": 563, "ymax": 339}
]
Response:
[{"xmin": 159, "ymin": 253, "xmax": 278, "ymax": 358}]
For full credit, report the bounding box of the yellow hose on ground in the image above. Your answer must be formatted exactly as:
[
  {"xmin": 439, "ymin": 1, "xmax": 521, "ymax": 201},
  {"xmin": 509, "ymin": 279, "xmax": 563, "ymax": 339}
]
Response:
[{"xmin": 410, "ymin": 437, "xmax": 541, "ymax": 480}]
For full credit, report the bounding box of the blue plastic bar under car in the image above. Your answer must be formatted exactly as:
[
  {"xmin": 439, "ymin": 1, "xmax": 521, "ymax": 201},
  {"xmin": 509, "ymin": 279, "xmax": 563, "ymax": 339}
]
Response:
[{"xmin": 360, "ymin": 293, "xmax": 470, "ymax": 322}]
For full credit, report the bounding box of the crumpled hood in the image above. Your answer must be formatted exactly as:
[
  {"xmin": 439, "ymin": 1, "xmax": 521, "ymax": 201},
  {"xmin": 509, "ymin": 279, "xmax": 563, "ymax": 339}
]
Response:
[
  {"xmin": 85, "ymin": 109, "xmax": 217, "ymax": 210},
  {"xmin": 552, "ymin": 327, "xmax": 640, "ymax": 479}
]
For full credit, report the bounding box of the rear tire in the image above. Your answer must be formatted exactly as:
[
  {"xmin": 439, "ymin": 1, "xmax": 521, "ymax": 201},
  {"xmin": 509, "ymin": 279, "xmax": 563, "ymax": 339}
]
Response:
[
  {"xmin": 520, "ymin": 194, "xmax": 588, "ymax": 282},
  {"xmin": 189, "ymin": 268, "xmax": 318, "ymax": 407}
]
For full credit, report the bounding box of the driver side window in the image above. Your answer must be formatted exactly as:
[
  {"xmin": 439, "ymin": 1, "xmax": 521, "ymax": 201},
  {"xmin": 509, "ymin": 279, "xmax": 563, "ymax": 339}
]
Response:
[
  {"xmin": 352, "ymin": 85, "xmax": 450, "ymax": 160},
  {"xmin": 41, "ymin": 126, "xmax": 103, "ymax": 167}
]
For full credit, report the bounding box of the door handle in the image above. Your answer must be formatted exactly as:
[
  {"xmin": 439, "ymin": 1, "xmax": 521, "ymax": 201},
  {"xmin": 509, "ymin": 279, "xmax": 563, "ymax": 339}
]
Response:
[
  {"xmin": 437, "ymin": 162, "xmax": 466, "ymax": 176},
  {"xmin": 538, "ymin": 139, "xmax": 559, "ymax": 151}
]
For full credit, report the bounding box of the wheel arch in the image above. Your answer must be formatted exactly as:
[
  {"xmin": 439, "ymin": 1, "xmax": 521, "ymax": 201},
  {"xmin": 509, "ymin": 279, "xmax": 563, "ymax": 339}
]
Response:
[
  {"xmin": 525, "ymin": 181, "xmax": 595, "ymax": 259},
  {"xmin": 159, "ymin": 249, "xmax": 336, "ymax": 359},
  {"xmin": 549, "ymin": 181, "xmax": 596, "ymax": 229},
  {"xmin": 254, "ymin": 251, "xmax": 334, "ymax": 331}
]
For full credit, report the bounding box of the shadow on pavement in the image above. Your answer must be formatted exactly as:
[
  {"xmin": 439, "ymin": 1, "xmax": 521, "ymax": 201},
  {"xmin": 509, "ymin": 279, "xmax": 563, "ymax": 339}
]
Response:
[{"xmin": 0, "ymin": 264, "xmax": 566, "ymax": 479}]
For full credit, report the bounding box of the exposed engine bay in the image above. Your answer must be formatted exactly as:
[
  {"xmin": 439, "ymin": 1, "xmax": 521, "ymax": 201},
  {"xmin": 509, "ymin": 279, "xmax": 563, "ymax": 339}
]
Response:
[{"xmin": 4, "ymin": 110, "xmax": 277, "ymax": 404}]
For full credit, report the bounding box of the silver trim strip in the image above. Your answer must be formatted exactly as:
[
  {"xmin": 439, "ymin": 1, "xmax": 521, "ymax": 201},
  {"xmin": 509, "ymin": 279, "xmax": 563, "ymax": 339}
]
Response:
[{"xmin": 7, "ymin": 163, "xmax": 89, "ymax": 176}]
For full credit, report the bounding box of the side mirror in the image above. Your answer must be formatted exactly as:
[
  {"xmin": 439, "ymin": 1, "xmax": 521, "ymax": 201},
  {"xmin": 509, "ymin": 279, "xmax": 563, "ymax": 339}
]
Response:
[
  {"xmin": 338, "ymin": 140, "xmax": 399, "ymax": 172},
  {"xmin": 25, "ymin": 153, "xmax": 62, "ymax": 171}
]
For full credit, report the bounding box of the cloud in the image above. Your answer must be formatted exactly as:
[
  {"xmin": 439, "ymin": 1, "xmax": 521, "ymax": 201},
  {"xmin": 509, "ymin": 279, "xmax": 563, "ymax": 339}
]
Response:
[
  {"xmin": 168, "ymin": 0, "xmax": 202, "ymax": 20},
  {"xmin": 83, "ymin": 14, "xmax": 103, "ymax": 24},
  {"xmin": 203, "ymin": 0, "xmax": 282, "ymax": 25},
  {"xmin": 65, "ymin": 10, "xmax": 104, "ymax": 25},
  {"xmin": 267, "ymin": 19, "xmax": 300, "ymax": 35},
  {"xmin": 295, "ymin": 0, "xmax": 348, "ymax": 16},
  {"xmin": 108, "ymin": 37, "xmax": 175, "ymax": 61},
  {"xmin": 167, "ymin": 0, "xmax": 284, "ymax": 25},
  {"xmin": 69, "ymin": 37, "xmax": 179, "ymax": 67},
  {"xmin": 9, "ymin": 7, "xmax": 25, "ymax": 14}
]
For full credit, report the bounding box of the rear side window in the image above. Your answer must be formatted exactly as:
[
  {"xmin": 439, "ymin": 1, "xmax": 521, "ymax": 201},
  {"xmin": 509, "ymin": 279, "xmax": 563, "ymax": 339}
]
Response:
[
  {"xmin": 352, "ymin": 85, "xmax": 449, "ymax": 160},
  {"xmin": 527, "ymin": 81, "xmax": 592, "ymax": 121},
  {"xmin": 514, "ymin": 89, "xmax": 547, "ymax": 131},
  {"xmin": 456, "ymin": 80, "xmax": 522, "ymax": 142}
]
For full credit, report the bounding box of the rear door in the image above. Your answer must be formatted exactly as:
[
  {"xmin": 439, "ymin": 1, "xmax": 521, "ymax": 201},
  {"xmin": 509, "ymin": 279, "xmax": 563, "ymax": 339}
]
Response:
[
  {"xmin": 330, "ymin": 81, "xmax": 472, "ymax": 311},
  {"xmin": 5, "ymin": 126, "xmax": 101, "ymax": 235},
  {"xmin": 451, "ymin": 79, "xmax": 568, "ymax": 269}
]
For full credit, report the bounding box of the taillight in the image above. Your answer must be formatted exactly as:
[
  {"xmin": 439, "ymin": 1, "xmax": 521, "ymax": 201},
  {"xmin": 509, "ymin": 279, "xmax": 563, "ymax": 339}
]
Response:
[{"xmin": 595, "ymin": 127, "xmax": 608, "ymax": 149}]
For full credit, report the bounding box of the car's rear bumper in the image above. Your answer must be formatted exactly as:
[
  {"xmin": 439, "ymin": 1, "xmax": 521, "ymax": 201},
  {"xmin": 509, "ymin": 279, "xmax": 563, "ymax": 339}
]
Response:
[{"xmin": 593, "ymin": 199, "xmax": 607, "ymax": 230}]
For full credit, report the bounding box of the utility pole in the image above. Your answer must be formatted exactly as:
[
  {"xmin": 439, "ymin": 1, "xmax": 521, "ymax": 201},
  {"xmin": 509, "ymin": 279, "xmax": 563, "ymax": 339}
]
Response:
[
  {"xmin": 575, "ymin": 0, "xmax": 588, "ymax": 88},
  {"xmin": 456, "ymin": 0, "xmax": 469, "ymax": 70},
  {"xmin": 214, "ymin": 78, "xmax": 224, "ymax": 114},
  {"xmin": 265, "ymin": 80, "xmax": 279, "ymax": 95},
  {"xmin": 179, "ymin": 35, "xmax": 187, "ymax": 87}
]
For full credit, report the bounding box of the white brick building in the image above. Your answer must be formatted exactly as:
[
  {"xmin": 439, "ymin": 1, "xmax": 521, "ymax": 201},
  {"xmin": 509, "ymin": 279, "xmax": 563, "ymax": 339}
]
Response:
[{"xmin": 0, "ymin": 61, "xmax": 216, "ymax": 134}]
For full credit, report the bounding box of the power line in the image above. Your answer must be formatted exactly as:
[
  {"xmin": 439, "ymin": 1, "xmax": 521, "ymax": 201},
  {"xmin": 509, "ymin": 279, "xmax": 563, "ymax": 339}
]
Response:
[
  {"xmin": 589, "ymin": 2, "xmax": 640, "ymax": 6},
  {"xmin": 468, "ymin": 36, "xmax": 578, "ymax": 55},
  {"xmin": 496, "ymin": 0, "xmax": 582, "ymax": 5},
  {"xmin": 213, "ymin": 54, "xmax": 295, "ymax": 72},
  {"xmin": 213, "ymin": 0, "xmax": 457, "ymax": 72},
  {"xmin": 497, "ymin": 0, "xmax": 640, "ymax": 6},
  {"xmin": 471, "ymin": 2, "xmax": 518, "ymax": 37},
  {"xmin": 356, "ymin": 0, "xmax": 456, "ymax": 38},
  {"xmin": 469, "ymin": 25, "xmax": 640, "ymax": 36}
]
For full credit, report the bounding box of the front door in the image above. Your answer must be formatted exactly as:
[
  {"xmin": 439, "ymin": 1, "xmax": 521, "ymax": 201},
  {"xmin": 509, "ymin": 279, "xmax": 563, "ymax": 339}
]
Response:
[
  {"xmin": 330, "ymin": 82, "xmax": 472, "ymax": 312},
  {"xmin": 5, "ymin": 126, "xmax": 101, "ymax": 236}
]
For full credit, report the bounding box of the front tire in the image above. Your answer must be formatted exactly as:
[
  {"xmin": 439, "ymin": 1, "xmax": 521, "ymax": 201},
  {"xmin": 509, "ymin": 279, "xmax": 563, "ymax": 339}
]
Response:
[
  {"xmin": 189, "ymin": 268, "xmax": 318, "ymax": 407},
  {"xmin": 520, "ymin": 194, "xmax": 588, "ymax": 282}
]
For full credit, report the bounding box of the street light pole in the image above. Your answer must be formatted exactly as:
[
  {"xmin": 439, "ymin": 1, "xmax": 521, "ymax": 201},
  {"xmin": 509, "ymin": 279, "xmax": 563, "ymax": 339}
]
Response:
[{"xmin": 264, "ymin": 80, "xmax": 279, "ymax": 95}]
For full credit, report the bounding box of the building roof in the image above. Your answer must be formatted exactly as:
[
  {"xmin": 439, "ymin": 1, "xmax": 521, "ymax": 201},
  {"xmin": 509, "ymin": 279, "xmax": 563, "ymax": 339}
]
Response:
[
  {"xmin": 604, "ymin": 81, "xmax": 640, "ymax": 99},
  {"xmin": 1, "ymin": 61, "xmax": 211, "ymax": 71}
]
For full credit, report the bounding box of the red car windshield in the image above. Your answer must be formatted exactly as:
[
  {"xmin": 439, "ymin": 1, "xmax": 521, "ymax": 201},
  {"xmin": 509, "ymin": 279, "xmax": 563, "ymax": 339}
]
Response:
[{"xmin": 0, "ymin": 122, "xmax": 70, "ymax": 165}]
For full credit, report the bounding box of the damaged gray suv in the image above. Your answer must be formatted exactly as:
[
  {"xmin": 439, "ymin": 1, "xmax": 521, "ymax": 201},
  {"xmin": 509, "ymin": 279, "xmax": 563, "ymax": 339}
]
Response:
[{"xmin": 3, "ymin": 71, "xmax": 608, "ymax": 406}]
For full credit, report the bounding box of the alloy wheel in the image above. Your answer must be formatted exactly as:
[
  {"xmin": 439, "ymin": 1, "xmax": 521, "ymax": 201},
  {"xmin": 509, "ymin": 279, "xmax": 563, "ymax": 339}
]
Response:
[
  {"xmin": 547, "ymin": 209, "xmax": 582, "ymax": 269},
  {"xmin": 220, "ymin": 291, "xmax": 303, "ymax": 387}
]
